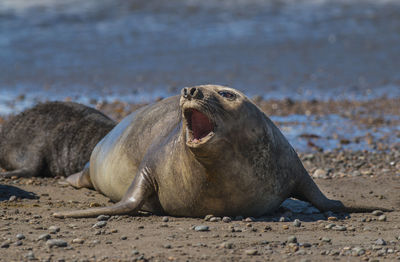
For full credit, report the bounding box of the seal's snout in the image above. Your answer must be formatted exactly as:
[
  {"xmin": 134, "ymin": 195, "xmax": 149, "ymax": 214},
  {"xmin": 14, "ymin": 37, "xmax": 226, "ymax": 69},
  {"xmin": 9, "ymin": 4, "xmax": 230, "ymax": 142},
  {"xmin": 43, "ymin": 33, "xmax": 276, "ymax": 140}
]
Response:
[{"xmin": 181, "ymin": 87, "xmax": 203, "ymax": 100}]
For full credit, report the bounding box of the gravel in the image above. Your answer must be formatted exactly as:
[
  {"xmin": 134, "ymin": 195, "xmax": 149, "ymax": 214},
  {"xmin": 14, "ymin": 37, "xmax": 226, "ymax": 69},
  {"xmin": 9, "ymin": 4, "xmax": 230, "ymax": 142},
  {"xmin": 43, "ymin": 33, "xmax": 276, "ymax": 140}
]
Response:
[
  {"xmin": 97, "ymin": 215, "xmax": 110, "ymax": 221},
  {"xmin": 293, "ymin": 219, "xmax": 301, "ymax": 227},
  {"xmin": 194, "ymin": 225, "xmax": 209, "ymax": 232},
  {"xmin": 92, "ymin": 221, "xmax": 107, "ymax": 228},
  {"xmin": 46, "ymin": 239, "xmax": 68, "ymax": 248}
]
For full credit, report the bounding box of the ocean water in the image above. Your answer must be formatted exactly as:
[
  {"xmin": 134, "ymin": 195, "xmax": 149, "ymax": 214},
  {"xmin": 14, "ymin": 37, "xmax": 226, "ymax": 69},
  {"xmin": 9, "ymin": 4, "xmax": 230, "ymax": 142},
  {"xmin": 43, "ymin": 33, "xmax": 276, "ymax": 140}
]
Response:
[{"xmin": 1, "ymin": 0, "xmax": 399, "ymax": 151}]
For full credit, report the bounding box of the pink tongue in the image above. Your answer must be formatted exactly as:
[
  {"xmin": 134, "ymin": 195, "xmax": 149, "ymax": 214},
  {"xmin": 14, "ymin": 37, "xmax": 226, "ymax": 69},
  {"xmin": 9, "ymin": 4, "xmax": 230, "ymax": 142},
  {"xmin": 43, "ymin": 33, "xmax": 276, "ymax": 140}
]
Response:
[{"xmin": 191, "ymin": 110, "xmax": 212, "ymax": 139}]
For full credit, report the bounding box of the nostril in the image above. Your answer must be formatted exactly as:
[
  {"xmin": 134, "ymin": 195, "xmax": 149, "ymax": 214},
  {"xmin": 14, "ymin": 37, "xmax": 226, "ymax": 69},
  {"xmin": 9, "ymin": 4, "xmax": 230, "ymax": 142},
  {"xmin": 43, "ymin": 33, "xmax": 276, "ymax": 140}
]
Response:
[
  {"xmin": 189, "ymin": 87, "xmax": 197, "ymax": 96},
  {"xmin": 181, "ymin": 88, "xmax": 189, "ymax": 98}
]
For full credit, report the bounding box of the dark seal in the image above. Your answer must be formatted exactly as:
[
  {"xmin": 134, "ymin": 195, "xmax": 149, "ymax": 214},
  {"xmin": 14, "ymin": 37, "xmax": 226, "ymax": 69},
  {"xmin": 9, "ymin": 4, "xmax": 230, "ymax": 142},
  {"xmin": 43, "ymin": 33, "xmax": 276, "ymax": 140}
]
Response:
[
  {"xmin": 0, "ymin": 102, "xmax": 115, "ymax": 178},
  {"xmin": 53, "ymin": 85, "xmax": 390, "ymax": 218}
]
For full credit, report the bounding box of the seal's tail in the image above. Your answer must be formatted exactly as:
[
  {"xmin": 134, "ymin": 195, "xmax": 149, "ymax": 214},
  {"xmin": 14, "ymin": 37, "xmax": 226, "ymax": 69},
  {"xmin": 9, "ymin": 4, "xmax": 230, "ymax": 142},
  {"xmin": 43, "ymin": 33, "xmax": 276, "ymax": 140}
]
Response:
[{"xmin": 293, "ymin": 171, "xmax": 393, "ymax": 213}]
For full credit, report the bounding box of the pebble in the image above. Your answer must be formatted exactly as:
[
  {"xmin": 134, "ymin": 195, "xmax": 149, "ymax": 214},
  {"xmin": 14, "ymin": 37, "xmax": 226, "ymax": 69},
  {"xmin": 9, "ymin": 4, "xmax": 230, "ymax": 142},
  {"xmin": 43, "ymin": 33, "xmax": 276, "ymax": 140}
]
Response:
[
  {"xmin": 1, "ymin": 241, "xmax": 11, "ymax": 248},
  {"xmin": 194, "ymin": 225, "xmax": 209, "ymax": 232},
  {"xmin": 279, "ymin": 216, "xmax": 289, "ymax": 222},
  {"xmin": 332, "ymin": 225, "xmax": 346, "ymax": 231},
  {"xmin": 49, "ymin": 225, "xmax": 60, "ymax": 234},
  {"xmin": 244, "ymin": 217, "xmax": 255, "ymax": 222},
  {"xmin": 162, "ymin": 216, "xmax": 169, "ymax": 222},
  {"xmin": 222, "ymin": 217, "xmax": 232, "ymax": 223},
  {"xmin": 325, "ymin": 223, "xmax": 335, "ymax": 229},
  {"xmin": 8, "ymin": 195, "xmax": 16, "ymax": 202},
  {"xmin": 121, "ymin": 236, "xmax": 127, "ymax": 240},
  {"xmin": 38, "ymin": 234, "xmax": 51, "ymax": 241},
  {"xmin": 321, "ymin": 237, "xmax": 331, "ymax": 243},
  {"xmin": 131, "ymin": 250, "xmax": 140, "ymax": 255},
  {"xmin": 72, "ymin": 238, "xmax": 85, "ymax": 244},
  {"xmin": 288, "ymin": 236, "xmax": 297, "ymax": 243},
  {"xmin": 293, "ymin": 219, "xmax": 301, "ymax": 227},
  {"xmin": 15, "ymin": 240, "xmax": 23, "ymax": 246},
  {"xmin": 313, "ymin": 169, "xmax": 329, "ymax": 179},
  {"xmin": 372, "ymin": 210, "xmax": 383, "ymax": 216},
  {"xmin": 97, "ymin": 215, "xmax": 110, "ymax": 221},
  {"xmin": 92, "ymin": 221, "xmax": 107, "ymax": 228},
  {"xmin": 245, "ymin": 249, "xmax": 258, "ymax": 255},
  {"xmin": 46, "ymin": 239, "xmax": 68, "ymax": 248},
  {"xmin": 163, "ymin": 244, "xmax": 172, "ymax": 249},
  {"xmin": 209, "ymin": 217, "xmax": 221, "ymax": 222},
  {"xmin": 375, "ymin": 238, "xmax": 386, "ymax": 245},
  {"xmin": 25, "ymin": 251, "xmax": 35, "ymax": 260},
  {"xmin": 16, "ymin": 233, "xmax": 26, "ymax": 240},
  {"xmin": 219, "ymin": 242, "xmax": 233, "ymax": 249},
  {"xmin": 378, "ymin": 215, "xmax": 387, "ymax": 221},
  {"xmin": 352, "ymin": 247, "xmax": 365, "ymax": 256},
  {"xmin": 204, "ymin": 214, "xmax": 214, "ymax": 221}
]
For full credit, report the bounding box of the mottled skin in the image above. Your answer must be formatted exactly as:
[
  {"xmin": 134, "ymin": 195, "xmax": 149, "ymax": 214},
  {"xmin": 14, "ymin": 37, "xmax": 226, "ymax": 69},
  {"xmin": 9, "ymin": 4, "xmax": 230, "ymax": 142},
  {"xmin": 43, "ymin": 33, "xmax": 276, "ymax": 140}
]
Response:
[
  {"xmin": 54, "ymin": 85, "xmax": 387, "ymax": 218},
  {"xmin": 0, "ymin": 102, "xmax": 115, "ymax": 178}
]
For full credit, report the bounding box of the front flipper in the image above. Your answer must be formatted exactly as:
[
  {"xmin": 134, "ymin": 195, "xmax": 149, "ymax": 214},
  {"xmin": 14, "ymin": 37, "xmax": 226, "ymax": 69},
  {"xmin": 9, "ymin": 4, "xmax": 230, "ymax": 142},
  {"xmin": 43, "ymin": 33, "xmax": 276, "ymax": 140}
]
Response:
[{"xmin": 53, "ymin": 167, "xmax": 155, "ymax": 218}]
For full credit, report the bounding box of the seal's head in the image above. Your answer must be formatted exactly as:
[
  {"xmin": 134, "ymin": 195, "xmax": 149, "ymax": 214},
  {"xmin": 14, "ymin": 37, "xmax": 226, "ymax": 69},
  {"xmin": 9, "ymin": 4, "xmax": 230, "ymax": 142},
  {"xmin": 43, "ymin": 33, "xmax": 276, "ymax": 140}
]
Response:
[{"xmin": 180, "ymin": 85, "xmax": 267, "ymax": 163}]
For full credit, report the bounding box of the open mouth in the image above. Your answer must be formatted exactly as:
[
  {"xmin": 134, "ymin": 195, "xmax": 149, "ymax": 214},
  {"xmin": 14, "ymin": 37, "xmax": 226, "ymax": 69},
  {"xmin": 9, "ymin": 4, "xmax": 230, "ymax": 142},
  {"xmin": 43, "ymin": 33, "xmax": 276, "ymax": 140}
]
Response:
[{"xmin": 184, "ymin": 108, "xmax": 214, "ymax": 145}]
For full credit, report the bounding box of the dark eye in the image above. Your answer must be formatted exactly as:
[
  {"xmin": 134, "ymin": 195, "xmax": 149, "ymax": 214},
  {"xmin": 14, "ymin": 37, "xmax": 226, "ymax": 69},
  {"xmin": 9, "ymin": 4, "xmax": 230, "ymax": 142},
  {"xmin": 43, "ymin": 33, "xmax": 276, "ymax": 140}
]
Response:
[{"xmin": 218, "ymin": 91, "xmax": 236, "ymax": 99}]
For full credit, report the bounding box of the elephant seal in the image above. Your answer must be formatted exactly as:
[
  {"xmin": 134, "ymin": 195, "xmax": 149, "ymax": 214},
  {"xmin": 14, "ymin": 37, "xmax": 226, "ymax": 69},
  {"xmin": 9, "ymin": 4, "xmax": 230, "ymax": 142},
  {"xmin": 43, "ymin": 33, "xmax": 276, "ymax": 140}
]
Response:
[
  {"xmin": 53, "ymin": 85, "xmax": 388, "ymax": 218},
  {"xmin": 0, "ymin": 102, "xmax": 115, "ymax": 178}
]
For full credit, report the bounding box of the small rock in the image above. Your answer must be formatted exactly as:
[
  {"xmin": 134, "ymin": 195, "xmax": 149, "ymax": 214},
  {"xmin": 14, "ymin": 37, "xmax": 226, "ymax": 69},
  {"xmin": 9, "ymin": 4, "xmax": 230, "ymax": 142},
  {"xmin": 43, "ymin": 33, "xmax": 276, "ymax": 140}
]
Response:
[
  {"xmin": 97, "ymin": 215, "xmax": 110, "ymax": 221},
  {"xmin": 25, "ymin": 251, "xmax": 35, "ymax": 260},
  {"xmin": 321, "ymin": 237, "xmax": 331, "ymax": 243},
  {"xmin": 375, "ymin": 238, "xmax": 386, "ymax": 245},
  {"xmin": 92, "ymin": 221, "xmax": 107, "ymax": 228},
  {"xmin": 121, "ymin": 236, "xmax": 127, "ymax": 240},
  {"xmin": 194, "ymin": 225, "xmax": 209, "ymax": 232},
  {"xmin": 245, "ymin": 249, "xmax": 258, "ymax": 255},
  {"xmin": 209, "ymin": 217, "xmax": 221, "ymax": 222},
  {"xmin": 204, "ymin": 214, "xmax": 214, "ymax": 221},
  {"xmin": 327, "ymin": 216, "xmax": 338, "ymax": 221},
  {"xmin": 288, "ymin": 236, "xmax": 297, "ymax": 243},
  {"xmin": 313, "ymin": 169, "xmax": 329, "ymax": 179},
  {"xmin": 8, "ymin": 195, "xmax": 16, "ymax": 202},
  {"xmin": 48, "ymin": 225, "xmax": 60, "ymax": 234},
  {"xmin": 163, "ymin": 244, "xmax": 172, "ymax": 249},
  {"xmin": 352, "ymin": 247, "xmax": 365, "ymax": 256},
  {"xmin": 15, "ymin": 240, "xmax": 23, "ymax": 246},
  {"xmin": 222, "ymin": 217, "xmax": 232, "ymax": 223},
  {"xmin": 264, "ymin": 225, "xmax": 272, "ymax": 231},
  {"xmin": 279, "ymin": 216, "xmax": 288, "ymax": 222},
  {"xmin": 378, "ymin": 215, "xmax": 387, "ymax": 221},
  {"xmin": 372, "ymin": 210, "xmax": 383, "ymax": 216},
  {"xmin": 16, "ymin": 233, "xmax": 25, "ymax": 240},
  {"xmin": 46, "ymin": 239, "xmax": 68, "ymax": 248},
  {"xmin": 131, "ymin": 250, "xmax": 140, "ymax": 255},
  {"xmin": 332, "ymin": 225, "xmax": 346, "ymax": 231},
  {"xmin": 293, "ymin": 219, "xmax": 301, "ymax": 227},
  {"xmin": 72, "ymin": 238, "xmax": 84, "ymax": 244},
  {"xmin": 162, "ymin": 216, "xmax": 169, "ymax": 222},
  {"xmin": 38, "ymin": 234, "xmax": 51, "ymax": 241},
  {"xmin": 1, "ymin": 241, "xmax": 10, "ymax": 248},
  {"xmin": 219, "ymin": 242, "xmax": 233, "ymax": 249},
  {"xmin": 325, "ymin": 223, "xmax": 336, "ymax": 229},
  {"xmin": 244, "ymin": 217, "xmax": 255, "ymax": 222}
]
